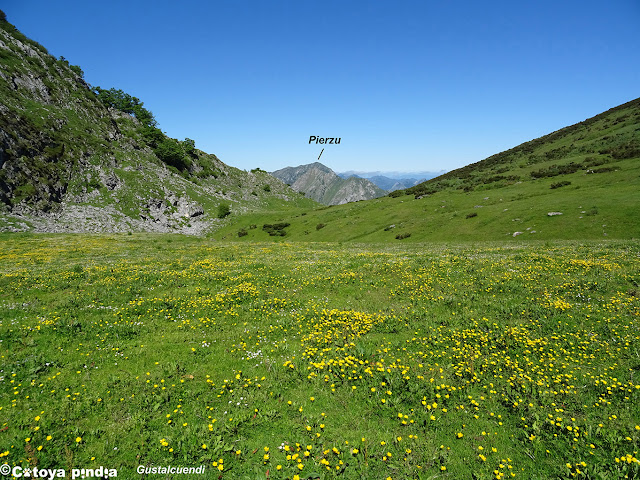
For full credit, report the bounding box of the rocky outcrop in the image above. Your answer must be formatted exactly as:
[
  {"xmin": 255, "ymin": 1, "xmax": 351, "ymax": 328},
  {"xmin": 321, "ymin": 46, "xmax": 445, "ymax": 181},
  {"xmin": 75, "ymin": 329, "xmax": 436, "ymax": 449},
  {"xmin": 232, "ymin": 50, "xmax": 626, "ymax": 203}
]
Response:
[
  {"xmin": 0, "ymin": 13, "xmax": 315, "ymax": 234},
  {"xmin": 270, "ymin": 162, "xmax": 386, "ymax": 205}
]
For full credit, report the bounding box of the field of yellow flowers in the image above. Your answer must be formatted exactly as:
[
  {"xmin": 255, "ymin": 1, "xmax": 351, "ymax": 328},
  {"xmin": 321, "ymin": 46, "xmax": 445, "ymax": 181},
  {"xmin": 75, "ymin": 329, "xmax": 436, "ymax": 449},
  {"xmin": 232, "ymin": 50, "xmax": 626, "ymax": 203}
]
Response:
[{"xmin": 1, "ymin": 234, "xmax": 639, "ymax": 479}]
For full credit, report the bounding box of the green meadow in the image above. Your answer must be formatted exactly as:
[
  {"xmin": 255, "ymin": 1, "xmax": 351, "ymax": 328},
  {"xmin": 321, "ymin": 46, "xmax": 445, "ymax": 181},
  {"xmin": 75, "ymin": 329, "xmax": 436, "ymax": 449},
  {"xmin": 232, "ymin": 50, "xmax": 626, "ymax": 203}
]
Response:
[
  {"xmin": 214, "ymin": 98, "xmax": 640, "ymax": 244},
  {"xmin": 1, "ymin": 234, "xmax": 639, "ymax": 479}
]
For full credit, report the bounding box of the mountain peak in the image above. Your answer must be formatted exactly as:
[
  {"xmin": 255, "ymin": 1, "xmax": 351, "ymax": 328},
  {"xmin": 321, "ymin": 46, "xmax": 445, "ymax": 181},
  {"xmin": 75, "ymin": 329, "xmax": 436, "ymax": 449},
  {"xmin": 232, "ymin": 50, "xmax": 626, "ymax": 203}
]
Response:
[{"xmin": 270, "ymin": 163, "xmax": 386, "ymax": 205}]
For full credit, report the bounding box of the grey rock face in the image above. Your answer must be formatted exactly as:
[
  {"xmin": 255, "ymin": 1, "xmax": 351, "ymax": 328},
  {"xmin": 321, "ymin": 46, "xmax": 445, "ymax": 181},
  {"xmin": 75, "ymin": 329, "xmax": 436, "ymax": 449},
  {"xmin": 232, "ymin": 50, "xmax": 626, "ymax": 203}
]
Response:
[
  {"xmin": 270, "ymin": 162, "xmax": 386, "ymax": 205},
  {"xmin": 11, "ymin": 74, "xmax": 51, "ymax": 102}
]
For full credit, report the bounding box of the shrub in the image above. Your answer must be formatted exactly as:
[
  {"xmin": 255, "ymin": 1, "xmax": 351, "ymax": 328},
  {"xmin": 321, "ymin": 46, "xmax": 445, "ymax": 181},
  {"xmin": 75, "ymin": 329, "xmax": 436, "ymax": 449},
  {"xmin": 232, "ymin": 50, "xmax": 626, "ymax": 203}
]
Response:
[
  {"xmin": 263, "ymin": 184, "xmax": 271, "ymax": 192},
  {"xmin": 11, "ymin": 183, "xmax": 36, "ymax": 204},
  {"xmin": 182, "ymin": 138, "xmax": 196, "ymax": 157},
  {"xmin": 316, "ymin": 223, "xmax": 326, "ymax": 230},
  {"xmin": 482, "ymin": 175, "xmax": 507, "ymax": 184},
  {"xmin": 155, "ymin": 139, "xmax": 190, "ymax": 171},
  {"xmin": 582, "ymin": 156, "xmax": 607, "ymax": 168},
  {"xmin": 531, "ymin": 162, "xmax": 580, "ymax": 178},
  {"xmin": 69, "ymin": 65, "xmax": 84, "ymax": 78},
  {"xmin": 599, "ymin": 141, "xmax": 640, "ymax": 159},
  {"xmin": 465, "ymin": 212, "xmax": 478, "ymax": 218},
  {"xmin": 217, "ymin": 203, "xmax": 231, "ymax": 219},
  {"xmin": 590, "ymin": 167, "xmax": 617, "ymax": 174},
  {"xmin": 140, "ymin": 126, "xmax": 165, "ymax": 148},
  {"xmin": 395, "ymin": 232, "xmax": 411, "ymax": 240},
  {"xmin": 550, "ymin": 180, "xmax": 571, "ymax": 189},
  {"xmin": 262, "ymin": 223, "xmax": 290, "ymax": 236},
  {"xmin": 86, "ymin": 178, "xmax": 102, "ymax": 192},
  {"xmin": 92, "ymin": 87, "xmax": 157, "ymax": 127},
  {"xmin": 237, "ymin": 229, "xmax": 248, "ymax": 237}
]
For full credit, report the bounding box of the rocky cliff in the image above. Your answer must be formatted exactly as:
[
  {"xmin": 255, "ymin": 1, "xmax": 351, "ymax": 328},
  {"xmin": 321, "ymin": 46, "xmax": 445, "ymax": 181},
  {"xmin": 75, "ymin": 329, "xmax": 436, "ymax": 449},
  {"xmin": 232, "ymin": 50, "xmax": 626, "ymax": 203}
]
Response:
[
  {"xmin": 270, "ymin": 162, "xmax": 386, "ymax": 205},
  {"xmin": 0, "ymin": 12, "xmax": 315, "ymax": 234}
]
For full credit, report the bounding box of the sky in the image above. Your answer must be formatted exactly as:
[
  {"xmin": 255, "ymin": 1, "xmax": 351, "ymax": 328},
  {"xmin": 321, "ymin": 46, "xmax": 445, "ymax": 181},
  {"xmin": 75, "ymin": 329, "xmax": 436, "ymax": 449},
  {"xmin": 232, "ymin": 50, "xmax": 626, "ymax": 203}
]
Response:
[{"xmin": 3, "ymin": 0, "xmax": 639, "ymax": 174}]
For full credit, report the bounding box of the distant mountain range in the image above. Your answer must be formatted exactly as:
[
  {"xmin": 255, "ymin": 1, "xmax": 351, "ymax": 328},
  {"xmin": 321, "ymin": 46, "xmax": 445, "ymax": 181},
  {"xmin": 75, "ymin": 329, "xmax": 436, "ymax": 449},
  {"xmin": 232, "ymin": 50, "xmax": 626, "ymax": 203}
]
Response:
[
  {"xmin": 337, "ymin": 170, "xmax": 445, "ymax": 191},
  {"xmin": 270, "ymin": 162, "xmax": 387, "ymax": 205}
]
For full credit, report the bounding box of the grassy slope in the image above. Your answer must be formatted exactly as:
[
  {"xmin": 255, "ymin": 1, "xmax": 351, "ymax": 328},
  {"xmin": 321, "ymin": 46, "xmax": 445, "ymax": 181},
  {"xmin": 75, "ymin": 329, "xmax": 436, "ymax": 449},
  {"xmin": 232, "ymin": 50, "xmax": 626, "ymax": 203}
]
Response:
[
  {"xmin": 216, "ymin": 98, "xmax": 640, "ymax": 242},
  {"xmin": 1, "ymin": 235, "xmax": 639, "ymax": 479},
  {"xmin": 0, "ymin": 16, "xmax": 318, "ymax": 231}
]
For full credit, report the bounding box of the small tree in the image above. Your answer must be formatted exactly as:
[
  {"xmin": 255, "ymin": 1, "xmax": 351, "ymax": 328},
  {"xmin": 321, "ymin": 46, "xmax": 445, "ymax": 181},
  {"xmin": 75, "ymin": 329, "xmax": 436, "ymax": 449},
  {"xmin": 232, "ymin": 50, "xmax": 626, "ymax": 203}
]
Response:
[
  {"xmin": 141, "ymin": 126, "xmax": 164, "ymax": 148},
  {"xmin": 155, "ymin": 138, "xmax": 189, "ymax": 171},
  {"xmin": 92, "ymin": 86, "xmax": 157, "ymax": 128},
  {"xmin": 69, "ymin": 64, "xmax": 84, "ymax": 78},
  {"xmin": 183, "ymin": 138, "xmax": 196, "ymax": 157}
]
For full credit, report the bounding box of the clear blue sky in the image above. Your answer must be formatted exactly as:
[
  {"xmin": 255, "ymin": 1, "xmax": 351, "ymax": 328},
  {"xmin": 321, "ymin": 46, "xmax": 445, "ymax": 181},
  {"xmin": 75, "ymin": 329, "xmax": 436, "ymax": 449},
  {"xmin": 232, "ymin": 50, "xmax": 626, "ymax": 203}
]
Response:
[{"xmin": 4, "ymin": 0, "xmax": 639, "ymax": 173}]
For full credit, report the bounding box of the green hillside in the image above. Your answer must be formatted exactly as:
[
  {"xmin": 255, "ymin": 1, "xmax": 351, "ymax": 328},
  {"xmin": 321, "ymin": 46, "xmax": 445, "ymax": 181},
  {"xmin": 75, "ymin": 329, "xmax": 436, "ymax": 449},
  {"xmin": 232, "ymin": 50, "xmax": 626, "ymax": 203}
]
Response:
[
  {"xmin": 1, "ymin": 8, "xmax": 638, "ymax": 241},
  {"xmin": 216, "ymin": 98, "xmax": 640, "ymax": 242},
  {"xmin": 0, "ymin": 12, "xmax": 317, "ymax": 234}
]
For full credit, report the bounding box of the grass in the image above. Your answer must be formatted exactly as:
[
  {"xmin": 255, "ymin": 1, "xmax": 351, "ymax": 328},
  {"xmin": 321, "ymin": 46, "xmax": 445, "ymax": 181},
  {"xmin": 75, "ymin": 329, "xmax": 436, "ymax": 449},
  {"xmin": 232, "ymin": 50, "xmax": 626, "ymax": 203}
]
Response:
[
  {"xmin": 214, "ymin": 150, "xmax": 640, "ymax": 243},
  {"xmin": 214, "ymin": 98, "xmax": 640, "ymax": 243},
  {"xmin": 1, "ymin": 234, "xmax": 639, "ymax": 479}
]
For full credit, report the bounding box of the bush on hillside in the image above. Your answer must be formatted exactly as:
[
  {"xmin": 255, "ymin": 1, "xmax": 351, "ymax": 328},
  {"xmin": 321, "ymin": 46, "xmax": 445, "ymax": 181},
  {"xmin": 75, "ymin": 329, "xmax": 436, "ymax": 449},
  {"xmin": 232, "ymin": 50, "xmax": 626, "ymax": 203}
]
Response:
[
  {"xmin": 530, "ymin": 162, "xmax": 580, "ymax": 179},
  {"xmin": 92, "ymin": 87, "xmax": 157, "ymax": 128},
  {"xmin": 69, "ymin": 64, "xmax": 84, "ymax": 78},
  {"xmin": 589, "ymin": 167, "xmax": 618, "ymax": 174},
  {"xmin": 155, "ymin": 138, "xmax": 190, "ymax": 171},
  {"xmin": 599, "ymin": 141, "xmax": 640, "ymax": 159},
  {"xmin": 388, "ymin": 190, "xmax": 405, "ymax": 198},
  {"xmin": 217, "ymin": 203, "xmax": 231, "ymax": 219},
  {"xmin": 140, "ymin": 126, "xmax": 165, "ymax": 148},
  {"xmin": 263, "ymin": 223, "xmax": 290, "ymax": 236},
  {"xmin": 182, "ymin": 138, "xmax": 196, "ymax": 157},
  {"xmin": 582, "ymin": 156, "xmax": 607, "ymax": 168}
]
